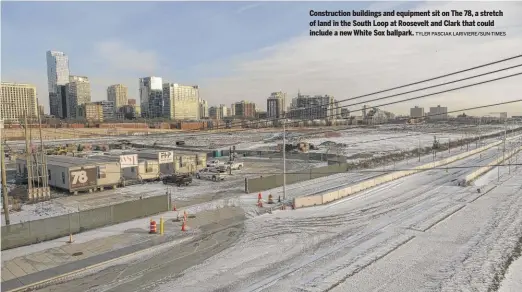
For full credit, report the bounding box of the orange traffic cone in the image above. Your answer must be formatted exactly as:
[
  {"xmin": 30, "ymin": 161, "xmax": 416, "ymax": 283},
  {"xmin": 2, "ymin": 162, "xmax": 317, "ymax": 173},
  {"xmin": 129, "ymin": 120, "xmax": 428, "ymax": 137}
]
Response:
[
  {"xmin": 258, "ymin": 193, "xmax": 262, "ymax": 200},
  {"xmin": 172, "ymin": 204, "xmax": 177, "ymax": 211},
  {"xmin": 181, "ymin": 221, "xmax": 187, "ymax": 231}
]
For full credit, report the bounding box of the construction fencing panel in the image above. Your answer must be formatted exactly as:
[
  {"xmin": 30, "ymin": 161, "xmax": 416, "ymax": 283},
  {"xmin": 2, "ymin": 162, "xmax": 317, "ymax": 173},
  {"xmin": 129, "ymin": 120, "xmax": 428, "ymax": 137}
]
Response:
[
  {"xmin": 245, "ymin": 163, "xmax": 349, "ymax": 193},
  {"xmin": 1, "ymin": 194, "xmax": 169, "ymax": 250}
]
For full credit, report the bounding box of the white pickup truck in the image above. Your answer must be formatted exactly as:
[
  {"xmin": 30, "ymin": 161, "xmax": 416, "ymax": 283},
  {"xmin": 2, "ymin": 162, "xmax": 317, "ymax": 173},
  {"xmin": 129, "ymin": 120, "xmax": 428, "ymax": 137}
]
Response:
[
  {"xmin": 225, "ymin": 161, "xmax": 244, "ymax": 170},
  {"xmin": 207, "ymin": 160, "xmax": 225, "ymax": 168},
  {"xmin": 196, "ymin": 168, "xmax": 225, "ymax": 181}
]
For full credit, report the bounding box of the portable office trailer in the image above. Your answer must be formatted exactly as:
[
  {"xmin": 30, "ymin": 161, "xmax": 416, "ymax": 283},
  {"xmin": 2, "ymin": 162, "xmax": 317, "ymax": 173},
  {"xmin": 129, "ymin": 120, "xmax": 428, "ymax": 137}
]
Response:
[
  {"xmin": 172, "ymin": 151, "xmax": 206, "ymax": 174},
  {"xmin": 136, "ymin": 159, "xmax": 160, "ymax": 181},
  {"xmin": 84, "ymin": 155, "xmax": 124, "ymax": 189},
  {"xmin": 131, "ymin": 150, "xmax": 175, "ymax": 176},
  {"xmin": 17, "ymin": 155, "xmax": 120, "ymax": 194}
]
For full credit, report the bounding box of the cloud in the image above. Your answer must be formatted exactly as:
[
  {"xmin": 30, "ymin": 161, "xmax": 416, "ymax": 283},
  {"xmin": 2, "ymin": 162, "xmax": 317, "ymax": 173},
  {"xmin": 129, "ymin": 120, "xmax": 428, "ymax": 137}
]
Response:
[
  {"xmin": 199, "ymin": 1, "xmax": 522, "ymax": 115},
  {"xmin": 236, "ymin": 3, "xmax": 263, "ymax": 14},
  {"xmin": 92, "ymin": 40, "xmax": 159, "ymax": 74}
]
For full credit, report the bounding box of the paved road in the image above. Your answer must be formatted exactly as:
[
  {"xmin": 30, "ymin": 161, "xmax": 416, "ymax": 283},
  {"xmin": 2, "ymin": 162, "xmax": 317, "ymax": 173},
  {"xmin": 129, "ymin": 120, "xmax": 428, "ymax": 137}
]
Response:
[{"xmin": 33, "ymin": 217, "xmax": 245, "ymax": 292}]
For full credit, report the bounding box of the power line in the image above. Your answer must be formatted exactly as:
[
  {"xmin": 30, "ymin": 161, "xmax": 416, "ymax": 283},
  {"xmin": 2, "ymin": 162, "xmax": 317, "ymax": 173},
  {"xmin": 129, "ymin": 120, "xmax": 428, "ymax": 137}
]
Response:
[
  {"xmin": 10, "ymin": 55, "xmax": 522, "ymax": 140},
  {"xmin": 185, "ymin": 54, "xmax": 522, "ymax": 132}
]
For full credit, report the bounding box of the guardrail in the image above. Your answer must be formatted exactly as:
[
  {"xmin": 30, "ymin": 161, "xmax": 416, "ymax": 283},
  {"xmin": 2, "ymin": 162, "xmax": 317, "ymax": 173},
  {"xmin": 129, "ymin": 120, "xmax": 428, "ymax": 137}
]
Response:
[
  {"xmin": 463, "ymin": 145, "xmax": 522, "ymax": 185},
  {"xmin": 293, "ymin": 140, "xmax": 504, "ymax": 209}
]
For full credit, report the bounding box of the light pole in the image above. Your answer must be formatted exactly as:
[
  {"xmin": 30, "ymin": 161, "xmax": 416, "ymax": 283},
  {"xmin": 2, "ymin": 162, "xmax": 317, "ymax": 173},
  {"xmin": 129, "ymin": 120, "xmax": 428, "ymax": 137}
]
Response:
[{"xmin": 282, "ymin": 117, "xmax": 287, "ymax": 201}]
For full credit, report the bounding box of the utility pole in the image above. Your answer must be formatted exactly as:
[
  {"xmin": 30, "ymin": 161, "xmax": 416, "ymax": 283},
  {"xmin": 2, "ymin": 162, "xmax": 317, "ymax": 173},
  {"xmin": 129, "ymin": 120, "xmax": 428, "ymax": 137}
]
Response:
[
  {"xmin": 282, "ymin": 117, "xmax": 287, "ymax": 201},
  {"xmin": 1, "ymin": 119, "xmax": 11, "ymax": 225},
  {"xmin": 418, "ymin": 136, "xmax": 421, "ymax": 162}
]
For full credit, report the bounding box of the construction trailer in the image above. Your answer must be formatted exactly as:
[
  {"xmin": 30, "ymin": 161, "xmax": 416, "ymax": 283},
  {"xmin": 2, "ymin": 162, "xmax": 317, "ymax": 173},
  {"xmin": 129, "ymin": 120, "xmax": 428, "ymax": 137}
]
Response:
[
  {"xmin": 173, "ymin": 151, "xmax": 207, "ymax": 174},
  {"xmin": 16, "ymin": 155, "xmax": 121, "ymax": 194},
  {"xmin": 133, "ymin": 149, "xmax": 175, "ymax": 176}
]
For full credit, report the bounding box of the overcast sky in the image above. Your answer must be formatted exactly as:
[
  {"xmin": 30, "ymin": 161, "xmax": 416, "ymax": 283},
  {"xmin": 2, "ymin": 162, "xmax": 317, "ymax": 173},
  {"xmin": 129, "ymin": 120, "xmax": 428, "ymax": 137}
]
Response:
[{"xmin": 2, "ymin": 1, "xmax": 521, "ymax": 116}]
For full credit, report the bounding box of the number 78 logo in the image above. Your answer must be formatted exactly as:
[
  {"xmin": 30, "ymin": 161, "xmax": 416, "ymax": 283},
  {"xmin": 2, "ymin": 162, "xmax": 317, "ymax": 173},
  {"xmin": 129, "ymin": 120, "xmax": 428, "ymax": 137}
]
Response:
[{"xmin": 71, "ymin": 170, "xmax": 89, "ymax": 184}]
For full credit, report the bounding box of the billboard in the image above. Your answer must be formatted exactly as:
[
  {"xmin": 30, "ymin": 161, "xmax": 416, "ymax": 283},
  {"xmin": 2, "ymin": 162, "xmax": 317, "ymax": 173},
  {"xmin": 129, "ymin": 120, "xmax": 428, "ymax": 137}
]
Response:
[
  {"xmin": 69, "ymin": 168, "xmax": 97, "ymax": 190},
  {"xmin": 158, "ymin": 151, "xmax": 174, "ymax": 164},
  {"xmin": 120, "ymin": 154, "xmax": 138, "ymax": 168}
]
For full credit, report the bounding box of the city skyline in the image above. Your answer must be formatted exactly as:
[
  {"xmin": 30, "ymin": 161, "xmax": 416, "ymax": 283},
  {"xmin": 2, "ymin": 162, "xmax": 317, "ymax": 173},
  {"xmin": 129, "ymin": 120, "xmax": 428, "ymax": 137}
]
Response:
[{"xmin": 2, "ymin": 1, "xmax": 522, "ymax": 116}]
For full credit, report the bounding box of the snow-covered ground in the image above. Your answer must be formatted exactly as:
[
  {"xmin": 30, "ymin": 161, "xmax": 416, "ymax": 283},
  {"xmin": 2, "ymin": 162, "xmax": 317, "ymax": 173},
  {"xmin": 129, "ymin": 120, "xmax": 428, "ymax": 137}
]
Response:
[
  {"xmin": 500, "ymin": 256, "xmax": 522, "ymax": 292},
  {"xmin": 1, "ymin": 158, "xmax": 325, "ymax": 226},
  {"xmin": 150, "ymin": 148, "xmax": 522, "ymax": 292}
]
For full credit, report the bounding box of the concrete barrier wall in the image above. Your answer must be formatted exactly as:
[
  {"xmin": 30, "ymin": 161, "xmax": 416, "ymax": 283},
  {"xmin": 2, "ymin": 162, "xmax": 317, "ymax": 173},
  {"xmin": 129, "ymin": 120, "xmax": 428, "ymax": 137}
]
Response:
[
  {"xmin": 294, "ymin": 195, "xmax": 323, "ymax": 208},
  {"xmin": 246, "ymin": 163, "xmax": 349, "ymax": 193},
  {"xmin": 293, "ymin": 140, "xmax": 504, "ymax": 209},
  {"xmin": 464, "ymin": 146, "xmax": 522, "ymax": 184},
  {"xmin": 1, "ymin": 195, "xmax": 169, "ymax": 250}
]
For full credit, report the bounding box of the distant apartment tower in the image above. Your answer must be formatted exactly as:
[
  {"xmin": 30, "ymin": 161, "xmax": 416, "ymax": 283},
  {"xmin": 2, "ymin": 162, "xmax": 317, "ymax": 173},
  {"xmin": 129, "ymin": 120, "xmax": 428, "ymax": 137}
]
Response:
[
  {"xmin": 287, "ymin": 93, "xmax": 337, "ymax": 120},
  {"xmin": 410, "ymin": 106, "xmax": 425, "ymax": 118},
  {"xmin": 218, "ymin": 104, "xmax": 228, "ymax": 119},
  {"xmin": 230, "ymin": 104, "xmax": 236, "ymax": 116},
  {"xmin": 208, "ymin": 106, "xmax": 218, "ymax": 119},
  {"xmin": 341, "ymin": 108, "xmax": 350, "ymax": 118},
  {"xmin": 76, "ymin": 103, "xmax": 103, "ymax": 122},
  {"xmin": 93, "ymin": 100, "xmax": 115, "ymax": 120},
  {"xmin": 38, "ymin": 105, "xmax": 45, "ymax": 117},
  {"xmin": 66, "ymin": 76, "xmax": 91, "ymax": 119},
  {"xmin": 162, "ymin": 83, "xmax": 200, "ymax": 120},
  {"xmin": 199, "ymin": 99, "xmax": 208, "ymax": 119},
  {"xmin": 139, "ymin": 77, "xmax": 163, "ymax": 118},
  {"xmin": 209, "ymin": 104, "xmax": 228, "ymax": 120},
  {"xmin": 267, "ymin": 91, "xmax": 286, "ymax": 119},
  {"xmin": 128, "ymin": 98, "xmax": 136, "ymax": 105},
  {"xmin": 428, "ymin": 105, "xmax": 448, "ymax": 120},
  {"xmin": 233, "ymin": 101, "xmax": 256, "ymax": 118},
  {"xmin": 46, "ymin": 51, "xmax": 70, "ymax": 117},
  {"xmin": 0, "ymin": 82, "xmax": 38, "ymax": 122},
  {"xmin": 107, "ymin": 84, "xmax": 128, "ymax": 111}
]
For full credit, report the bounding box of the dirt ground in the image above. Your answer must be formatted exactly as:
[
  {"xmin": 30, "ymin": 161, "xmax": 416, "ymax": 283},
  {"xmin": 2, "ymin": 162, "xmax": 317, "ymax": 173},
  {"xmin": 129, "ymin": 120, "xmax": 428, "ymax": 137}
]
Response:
[{"xmin": 4, "ymin": 128, "xmax": 179, "ymax": 141}]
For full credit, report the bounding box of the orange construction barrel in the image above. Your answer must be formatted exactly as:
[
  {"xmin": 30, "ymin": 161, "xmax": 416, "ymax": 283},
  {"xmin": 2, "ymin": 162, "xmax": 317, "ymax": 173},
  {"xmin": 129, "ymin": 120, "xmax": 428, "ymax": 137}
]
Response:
[{"xmin": 149, "ymin": 220, "xmax": 157, "ymax": 234}]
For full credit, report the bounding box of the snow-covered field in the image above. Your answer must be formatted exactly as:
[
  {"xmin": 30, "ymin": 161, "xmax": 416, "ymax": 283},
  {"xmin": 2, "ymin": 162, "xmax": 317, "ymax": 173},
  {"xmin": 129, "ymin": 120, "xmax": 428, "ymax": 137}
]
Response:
[
  {"xmin": 236, "ymin": 124, "xmax": 510, "ymax": 158},
  {"xmin": 150, "ymin": 148, "xmax": 522, "ymax": 292}
]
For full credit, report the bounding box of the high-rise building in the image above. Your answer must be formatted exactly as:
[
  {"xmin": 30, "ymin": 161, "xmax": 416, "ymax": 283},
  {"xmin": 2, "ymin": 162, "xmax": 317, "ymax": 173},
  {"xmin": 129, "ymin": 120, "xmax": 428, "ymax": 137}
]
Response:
[
  {"xmin": 76, "ymin": 103, "xmax": 103, "ymax": 122},
  {"xmin": 162, "ymin": 83, "xmax": 200, "ymax": 120},
  {"xmin": 199, "ymin": 99, "xmax": 208, "ymax": 119},
  {"xmin": 38, "ymin": 105, "xmax": 45, "ymax": 117},
  {"xmin": 46, "ymin": 51, "xmax": 70, "ymax": 117},
  {"xmin": 107, "ymin": 84, "xmax": 128, "ymax": 111},
  {"xmin": 0, "ymin": 82, "xmax": 38, "ymax": 122},
  {"xmin": 230, "ymin": 103, "xmax": 236, "ymax": 116},
  {"xmin": 233, "ymin": 101, "xmax": 256, "ymax": 118},
  {"xmin": 56, "ymin": 85, "xmax": 68, "ymax": 118},
  {"xmin": 208, "ymin": 106, "xmax": 218, "ymax": 119},
  {"xmin": 267, "ymin": 91, "xmax": 286, "ymax": 119},
  {"xmin": 66, "ymin": 76, "xmax": 91, "ymax": 119},
  {"xmin": 209, "ymin": 104, "xmax": 228, "ymax": 120},
  {"xmin": 428, "ymin": 105, "xmax": 448, "ymax": 120},
  {"xmin": 410, "ymin": 106, "xmax": 425, "ymax": 118},
  {"xmin": 287, "ymin": 93, "xmax": 338, "ymax": 120},
  {"xmin": 93, "ymin": 101, "xmax": 115, "ymax": 120},
  {"xmin": 218, "ymin": 104, "xmax": 228, "ymax": 119},
  {"xmin": 139, "ymin": 77, "xmax": 163, "ymax": 118}
]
